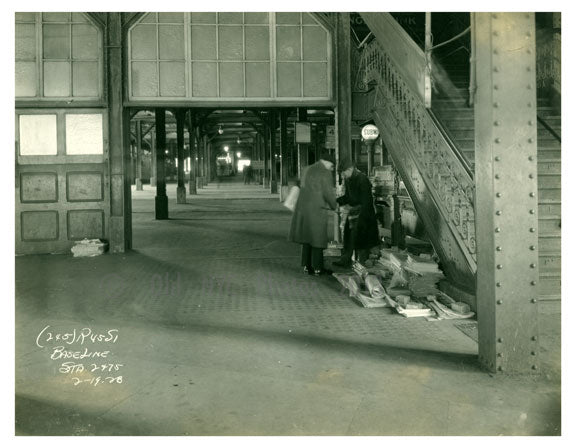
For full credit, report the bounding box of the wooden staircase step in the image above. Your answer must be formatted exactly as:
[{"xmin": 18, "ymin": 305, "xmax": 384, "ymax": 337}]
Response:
[
  {"xmin": 539, "ymin": 234, "xmax": 561, "ymax": 252},
  {"xmin": 538, "ymin": 251, "xmax": 561, "ymax": 272},
  {"xmin": 538, "ymin": 215, "xmax": 561, "ymax": 234},
  {"xmin": 538, "ymin": 200, "xmax": 561, "ymax": 216}
]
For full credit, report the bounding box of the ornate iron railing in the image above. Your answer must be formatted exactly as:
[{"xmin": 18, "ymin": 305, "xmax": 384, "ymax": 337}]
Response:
[{"xmin": 359, "ymin": 38, "xmax": 477, "ymax": 268}]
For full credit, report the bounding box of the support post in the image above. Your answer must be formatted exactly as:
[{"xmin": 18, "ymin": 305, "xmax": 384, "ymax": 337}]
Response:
[
  {"xmin": 176, "ymin": 110, "xmax": 186, "ymax": 204},
  {"xmin": 107, "ymin": 13, "xmax": 131, "ymax": 252},
  {"xmin": 424, "ymin": 12, "xmax": 432, "ymax": 108},
  {"xmin": 135, "ymin": 120, "xmax": 143, "ymax": 190},
  {"xmin": 474, "ymin": 13, "xmax": 539, "ymax": 374},
  {"xmin": 297, "ymin": 108, "xmax": 308, "ymax": 178},
  {"xmin": 279, "ymin": 109, "xmax": 289, "ymax": 200},
  {"xmin": 269, "ymin": 111, "xmax": 278, "ymax": 194},
  {"xmin": 335, "ymin": 12, "xmax": 352, "ymax": 164},
  {"xmin": 150, "ymin": 128, "xmax": 157, "ymax": 187},
  {"xmin": 187, "ymin": 110, "xmax": 197, "ymax": 195},
  {"xmin": 155, "ymin": 108, "xmax": 168, "ymax": 219},
  {"xmin": 262, "ymin": 133, "xmax": 269, "ymax": 188}
]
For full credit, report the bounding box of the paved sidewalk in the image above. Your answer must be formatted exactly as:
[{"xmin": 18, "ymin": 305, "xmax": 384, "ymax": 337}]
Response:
[{"xmin": 14, "ymin": 180, "xmax": 561, "ymax": 436}]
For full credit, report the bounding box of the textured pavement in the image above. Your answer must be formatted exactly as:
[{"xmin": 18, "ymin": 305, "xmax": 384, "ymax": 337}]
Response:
[{"xmin": 14, "ymin": 179, "xmax": 561, "ymax": 436}]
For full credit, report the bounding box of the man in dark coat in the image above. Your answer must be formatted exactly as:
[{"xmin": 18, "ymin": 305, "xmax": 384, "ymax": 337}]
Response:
[
  {"xmin": 288, "ymin": 153, "xmax": 338, "ymax": 276},
  {"xmin": 333, "ymin": 158, "xmax": 380, "ymax": 267}
]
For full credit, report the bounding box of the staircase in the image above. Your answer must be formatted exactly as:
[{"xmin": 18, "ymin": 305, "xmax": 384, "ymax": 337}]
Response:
[{"xmin": 432, "ymin": 63, "xmax": 562, "ymax": 302}]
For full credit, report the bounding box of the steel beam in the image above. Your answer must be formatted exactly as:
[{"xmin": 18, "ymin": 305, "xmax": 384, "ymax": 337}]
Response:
[
  {"xmin": 474, "ymin": 13, "xmax": 539, "ymax": 374},
  {"xmin": 155, "ymin": 108, "xmax": 168, "ymax": 219}
]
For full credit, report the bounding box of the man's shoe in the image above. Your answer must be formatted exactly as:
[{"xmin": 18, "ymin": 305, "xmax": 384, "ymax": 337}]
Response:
[
  {"xmin": 303, "ymin": 266, "xmax": 314, "ymax": 275},
  {"xmin": 332, "ymin": 260, "xmax": 352, "ymax": 268}
]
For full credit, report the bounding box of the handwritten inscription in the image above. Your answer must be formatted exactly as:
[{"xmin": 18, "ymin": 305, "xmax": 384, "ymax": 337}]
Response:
[{"xmin": 36, "ymin": 325, "xmax": 123, "ymax": 387}]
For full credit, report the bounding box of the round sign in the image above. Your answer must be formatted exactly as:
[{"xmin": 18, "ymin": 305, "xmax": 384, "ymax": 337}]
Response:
[{"xmin": 361, "ymin": 124, "xmax": 380, "ymax": 141}]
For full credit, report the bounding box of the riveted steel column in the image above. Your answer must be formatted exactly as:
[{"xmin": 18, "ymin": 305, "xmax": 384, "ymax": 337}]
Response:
[
  {"xmin": 279, "ymin": 109, "xmax": 289, "ymax": 200},
  {"xmin": 176, "ymin": 110, "xmax": 186, "ymax": 204},
  {"xmin": 187, "ymin": 110, "xmax": 197, "ymax": 195},
  {"xmin": 155, "ymin": 108, "xmax": 168, "ymax": 219},
  {"xmin": 474, "ymin": 13, "xmax": 539, "ymax": 374},
  {"xmin": 269, "ymin": 111, "xmax": 278, "ymax": 194},
  {"xmin": 297, "ymin": 108, "xmax": 308, "ymax": 178},
  {"xmin": 107, "ymin": 13, "xmax": 131, "ymax": 252},
  {"xmin": 335, "ymin": 13, "xmax": 352, "ymax": 163}
]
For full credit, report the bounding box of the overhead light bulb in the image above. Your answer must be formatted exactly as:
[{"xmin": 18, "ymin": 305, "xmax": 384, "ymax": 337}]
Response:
[{"xmin": 218, "ymin": 125, "xmax": 223, "ymax": 135}]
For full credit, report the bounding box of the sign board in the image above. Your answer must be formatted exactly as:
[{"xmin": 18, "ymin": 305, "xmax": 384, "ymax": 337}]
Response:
[
  {"xmin": 251, "ymin": 160, "xmax": 264, "ymax": 169},
  {"xmin": 295, "ymin": 122, "xmax": 311, "ymax": 143},
  {"xmin": 325, "ymin": 125, "xmax": 335, "ymax": 149},
  {"xmin": 361, "ymin": 124, "xmax": 380, "ymax": 141}
]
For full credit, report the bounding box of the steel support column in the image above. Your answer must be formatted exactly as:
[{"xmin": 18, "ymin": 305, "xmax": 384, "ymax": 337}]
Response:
[
  {"xmin": 474, "ymin": 12, "xmax": 539, "ymax": 374},
  {"xmin": 150, "ymin": 128, "xmax": 157, "ymax": 187},
  {"xmin": 135, "ymin": 121, "xmax": 143, "ymax": 190},
  {"xmin": 176, "ymin": 110, "xmax": 186, "ymax": 204},
  {"xmin": 107, "ymin": 13, "xmax": 131, "ymax": 252},
  {"xmin": 279, "ymin": 109, "xmax": 289, "ymax": 200},
  {"xmin": 335, "ymin": 12, "xmax": 352, "ymax": 165},
  {"xmin": 269, "ymin": 111, "xmax": 278, "ymax": 194},
  {"xmin": 155, "ymin": 108, "xmax": 168, "ymax": 219},
  {"xmin": 297, "ymin": 108, "xmax": 308, "ymax": 178},
  {"xmin": 187, "ymin": 110, "xmax": 197, "ymax": 195}
]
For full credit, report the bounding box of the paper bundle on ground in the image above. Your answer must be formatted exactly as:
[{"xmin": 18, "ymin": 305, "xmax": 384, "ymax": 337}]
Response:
[{"xmin": 71, "ymin": 238, "xmax": 107, "ymax": 257}]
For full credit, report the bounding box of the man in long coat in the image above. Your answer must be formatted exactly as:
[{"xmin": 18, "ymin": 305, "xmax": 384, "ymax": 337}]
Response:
[
  {"xmin": 333, "ymin": 158, "xmax": 380, "ymax": 267},
  {"xmin": 288, "ymin": 153, "xmax": 338, "ymax": 276}
]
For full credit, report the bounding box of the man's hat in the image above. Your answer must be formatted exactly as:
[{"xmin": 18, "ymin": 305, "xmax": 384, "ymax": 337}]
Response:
[
  {"xmin": 338, "ymin": 158, "xmax": 355, "ymax": 172},
  {"xmin": 319, "ymin": 152, "xmax": 336, "ymax": 164}
]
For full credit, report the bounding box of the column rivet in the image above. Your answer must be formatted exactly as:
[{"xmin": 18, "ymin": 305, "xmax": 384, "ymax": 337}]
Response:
[
  {"xmin": 495, "ymin": 138, "xmax": 501, "ymax": 143},
  {"xmin": 496, "ymin": 193, "xmax": 502, "ymax": 198},
  {"xmin": 498, "ymin": 338, "xmax": 503, "ymax": 343},
  {"xmin": 493, "ymin": 102, "xmax": 499, "ymax": 108},
  {"xmin": 531, "ymin": 280, "xmax": 537, "ymax": 286},
  {"xmin": 495, "ymin": 227, "xmax": 501, "ymax": 233},
  {"xmin": 529, "ymin": 192, "xmax": 536, "ymax": 197},
  {"xmin": 498, "ymin": 366, "xmax": 503, "ymax": 371},
  {"xmin": 531, "ymin": 298, "xmax": 538, "ymax": 304},
  {"xmin": 495, "ymin": 156, "xmax": 501, "ymax": 161},
  {"xmin": 528, "ymin": 156, "xmax": 534, "ymax": 161},
  {"xmin": 496, "ymin": 282, "xmax": 502, "ymax": 287},
  {"xmin": 528, "ymin": 138, "xmax": 534, "ymax": 143},
  {"xmin": 496, "ymin": 246, "xmax": 502, "ymax": 251},
  {"xmin": 529, "ymin": 209, "xmax": 535, "ymax": 214},
  {"xmin": 496, "ymin": 210, "xmax": 502, "ymax": 215},
  {"xmin": 531, "ymin": 351, "xmax": 537, "ymax": 356},
  {"xmin": 530, "ymin": 245, "xmax": 536, "ymax": 250},
  {"xmin": 530, "ymin": 263, "xmax": 536, "ymax": 268},
  {"xmin": 528, "ymin": 120, "xmax": 534, "ymax": 126},
  {"xmin": 532, "ymin": 365, "xmax": 537, "ymax": 370},
  {"xmin": 497, "ymin": 352, "xmax": 503, "ymax": 357},
  {"xmin": 494, "ymin": 121, "xmax": 500, "ymax": 126},
  {"xmin": 497, "ymin": 299, "xmax": 503, "ymax": 304},
  {"xmin": 496, "ymin": 264, "xmax": 503, "ymax": 269},
  {"xmin": 530, "ymin": 228, "xmax": 536, "ymax": 232},
  {"xmin": 532, "ymin": 336, "xmax": 538, "ymax": 341},
  {"xmin": 495, "ymin": 174, "xmax": 500, "ymax": 179},
  {"xmin": 494, "ymin": 85, "xmax": 499, "ymax": 90},
  {"xmin": 529, "ymin": 173, "xmax": 534, "ymax": 179}
]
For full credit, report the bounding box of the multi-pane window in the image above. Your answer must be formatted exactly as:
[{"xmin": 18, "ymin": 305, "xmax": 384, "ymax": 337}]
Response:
[
  {"xmin": 128, "ymin": 12, "xmax": 331, "ymax": 100},
  {"xmin": 15, "ymin": 13, "xmax": 103, "ymax": 99}
]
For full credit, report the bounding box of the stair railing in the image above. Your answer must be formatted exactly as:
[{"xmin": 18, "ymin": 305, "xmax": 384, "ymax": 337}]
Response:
[{"xmin": 359, "ymin": 37, "xmax": 477, "ymax": 271}]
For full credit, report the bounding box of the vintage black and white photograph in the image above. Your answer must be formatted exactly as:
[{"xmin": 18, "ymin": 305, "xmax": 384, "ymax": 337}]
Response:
[{"xmin": 8, "ymin": 0, "xmax": 572, "ymax": 440}]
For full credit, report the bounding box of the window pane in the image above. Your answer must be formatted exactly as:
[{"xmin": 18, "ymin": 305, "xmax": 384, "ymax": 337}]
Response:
[
  {"xmin": 245, "ymin": 13, "xmax": 268, "ymax": 24},
  {"xmin": 191, "ymin": 13, "xmax": 216, "ymax": 24},
  {"xmin": 131, "ymin": 25, "xmax": 157, "ymax": 60},
  {"xmin": 159, "ymin": 25, "xmax": 184, "ymax": 60},
  {"xmin": 245, "ymin": 26, "xmax": 269, "ymax": 60},
  {"xmin": 72, "ymin": 61, "xmax": 99, "ymax": 96},
  {"xmin": 276, "ymin": 26, "xmax": 301, "ymax": 61},
  {"xmin": 303, "ymin": 26, "xmax": 327, "ymax": 60},
  {"xmin": 160, "ymin": 62, "xmax": 186, "ymax": 96},
  {"xmin": 16, "ymin": 62, "xmax": 38, "ymax": 97},
  {"xmin": 72, "ymin": 24, "xmax": 99, "ymax": 59},
  {"xmin": 44, "ymin": 61, "xmax": 71, "ymax": 96},
  {"xmin": 192, "ymin": 62, "xmax": 217, "ymax": 96},
  {"xmin": 277, "ymin": 62, "xmax": 301, "ymax": 97},
  {"xmin": 66, "ymin": 114, "xmax": 103, "ymax": 155},
  {"xmin": 191, "ymin": 25, "xmax": 216, "ymax": 59},
  {"xmin": 303, "ymin": 62, "xmax": 328, "ymax": 97},
  {"xmin": 302, "ymin": 13, "xmax": 317, "ymax": 25},
  {"xmin": 218, "ymin": 26, "xmax": 243, "ymax": 60},
  {"xmin": 43, "ymin": 13, "xmax": 70, "ymax": 22},
  {"xmin": 71, "ymin": 13, "xmax": 89, "ymax": 23},
  {"xmin": 43, "ymin": 24, "xmax": 70, "ymax": 59},
  {"xmin": 131, "ymin": 61, "xmax": 158, "ymax": 96},
  {"xmin": 19, "ymin": 115, "xmax": 58, "ymax": 156},
  {"xmin": 16, "ymin": 24, "xmax": 36, "ymax": 60},
  {"xmin": 159, "ymin": 12, "xmax": 184, "ymax": 23},
  {"xmin": 246, "ymin": 63, "xmax": 270, "ymax": 97},
  {"xmin": 276, "ymin": 13, "xmax": 300, "ymax": 24},
  {"xmin": 15, "ymin": 12, "xmax": 36, "ymax": 22},
  {"xmin": 140, "ymin": 13, "xmax": 156, "ymax": 23},
  {"xmin": 219, "ymin": 63, "xmax": 243, "ymax": 97},
  {"xmin": 219, "ymin": 12, "xmax": 242, "ymax": 24}
]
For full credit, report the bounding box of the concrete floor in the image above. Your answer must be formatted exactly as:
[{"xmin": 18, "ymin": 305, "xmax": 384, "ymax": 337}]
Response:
[{"xmin": 15, "ymin": 177, "xmax": 561, "ymax": 436}]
